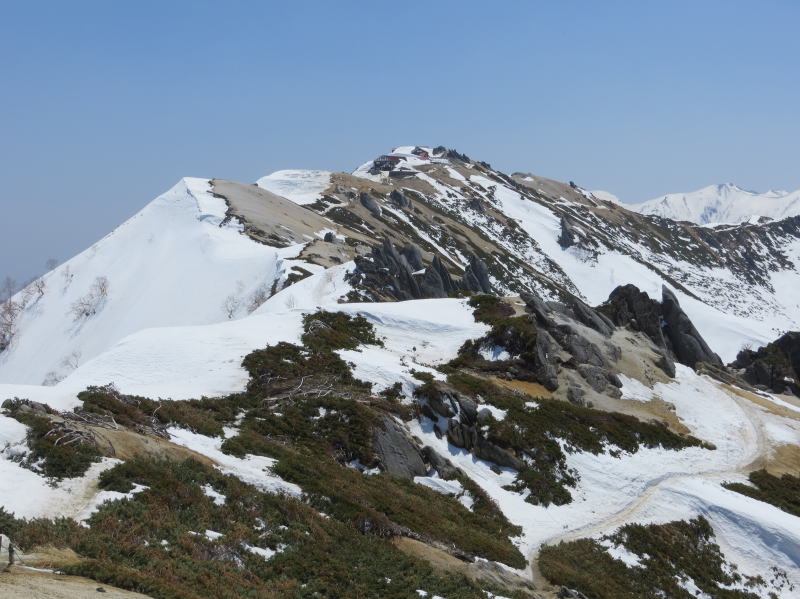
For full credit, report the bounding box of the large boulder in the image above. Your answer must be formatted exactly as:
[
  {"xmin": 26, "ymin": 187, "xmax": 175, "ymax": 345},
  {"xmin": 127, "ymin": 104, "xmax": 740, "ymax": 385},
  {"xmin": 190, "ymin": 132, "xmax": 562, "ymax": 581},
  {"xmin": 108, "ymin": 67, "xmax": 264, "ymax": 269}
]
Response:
[
  {"xmin": 557, "ymin": 216, "xmax": 578, "ymax": 249},
  {"xmin": 661, "ymin": 287, "xmax": 723, "ymax": 368},
  {"xmin": 569, "ymin": 297, "xmax": 614, "ymax": 337},
  {"xmin": 359, "ymin": 192, "xmax": 382, "ymax": 217},
  {"xmin": 389, "ymin": 189, "xmax": 410, "ymax": 209},
  {"xmin": 373, "ymin": 415, "xmax": 427, "ymax": 479},
  {"xmin": 600, "ymin": 284, "xmax": 667, "ymax": 348}
]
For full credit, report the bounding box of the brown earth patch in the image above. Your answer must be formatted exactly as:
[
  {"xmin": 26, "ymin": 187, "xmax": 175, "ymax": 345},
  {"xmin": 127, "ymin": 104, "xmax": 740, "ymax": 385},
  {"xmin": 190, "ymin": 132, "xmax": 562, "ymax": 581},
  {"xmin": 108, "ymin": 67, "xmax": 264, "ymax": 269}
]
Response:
[
  {"xmin": 722, "ymin": 385, "xmax": 800, "ymax": 422},
  {"xmin": 491, "ymin": 377, "xmax": 553, "ymax": 399},
  {"xmin": 88, "ymin": 427, "xmax": 215, "ymax": 467},
  {"xmin": 0, "ymin": 567, "xmax": 153, "ymax": 598},
  {"xmin": 392, "ymin": 537, "xmax": 538, "ymax": 596}
]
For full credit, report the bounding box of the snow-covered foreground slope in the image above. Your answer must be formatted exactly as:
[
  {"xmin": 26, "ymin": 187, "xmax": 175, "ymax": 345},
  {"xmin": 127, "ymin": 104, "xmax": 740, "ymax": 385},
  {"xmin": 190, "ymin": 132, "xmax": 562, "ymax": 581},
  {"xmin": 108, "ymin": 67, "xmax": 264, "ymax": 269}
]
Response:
[
  {"xmin": 0, "ymin": 297, "xmax": 486, "ymax": 407},
  {"xmin": 0, "ymin": 178, "xmax": 303, "ymax": 385},
  {"xmin": 0, "ymin": 297, "xmax": 486, "ymax": 521},
  {"xmin": 631, "ymin": 183, "xmax": 800, "ymax": 225},
  {"xmin": 412, "ymin": 363, "xmax": 800, "ymax": 593},
  {"xmin": 1, "ymin": 288, "xmax": 798, "ymax": 595}
]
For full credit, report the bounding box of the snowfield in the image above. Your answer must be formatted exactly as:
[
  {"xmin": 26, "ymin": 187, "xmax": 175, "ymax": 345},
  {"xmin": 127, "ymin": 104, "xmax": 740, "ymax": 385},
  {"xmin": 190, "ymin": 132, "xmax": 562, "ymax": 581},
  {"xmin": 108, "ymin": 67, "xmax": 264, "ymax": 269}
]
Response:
[
  {"xmin": 0, "ymin": 177, "xmax": 304, "ymax": 386},
  {"xmin": 0, "ymin": 298, "xmax": 485, "ymax": 404},
  {"xmin": 256, "ymin": 169, "xmax": 332, "ymax": 205}
]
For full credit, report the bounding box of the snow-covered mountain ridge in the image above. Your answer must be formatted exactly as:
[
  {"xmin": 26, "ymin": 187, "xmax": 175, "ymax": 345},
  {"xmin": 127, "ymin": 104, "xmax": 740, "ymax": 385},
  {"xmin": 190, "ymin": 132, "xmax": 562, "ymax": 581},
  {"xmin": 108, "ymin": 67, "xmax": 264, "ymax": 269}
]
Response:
[
  {"xmin": 3, "ymin": 147, "xmax": 800, "ymax": 383},
  {"xmin": 0, "ymin": 145, "xmax": 799, "ymax": 598},
  {"xmin": 629, "ymin": 182, "xmax": 800, "ymax": 225}
]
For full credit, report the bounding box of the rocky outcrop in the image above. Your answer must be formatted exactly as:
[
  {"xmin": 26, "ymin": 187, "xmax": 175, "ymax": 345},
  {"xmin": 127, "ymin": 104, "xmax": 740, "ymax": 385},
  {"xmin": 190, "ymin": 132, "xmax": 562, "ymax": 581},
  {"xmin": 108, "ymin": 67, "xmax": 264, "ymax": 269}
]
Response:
[
  {"xmin": 359, "ymin": 192, "xmax": 382, "ymax": 217},
  {"xmin": 421, "ymin": 446, "xmax": 458, "ymax": 479},
  {"xmin": 558, "ymin": 216, "xmax": 577, "ymax": 249},
  {"xmin": 661, "ymin": 287, "xmax": 723, "ymax": 368},
  {"xmin": 351, "ymin": 240, "xmax": 491, "ymax": 300},
  {"xmin": 462, "ymin": 255, "xmax": 492, "ymax": 294},
  {"xmin": 600, "ymin": 284, "xmax": 668, "ymax": 348},
  {"xmin": 599, "ymin": 284, "xmax": 722, "ymax": 369},
  {"xmin": 417, "ymin": 382, "xmax": 524, "ymax": 471},
  {"xmin": 389, "ymin": 189, "xmax": 410, "ymax": 209},
  {"xmin": 730, "ymin": 331, "xmax": 800, "ymax": 394},
  {"xmin": 373, "ymin": 415, "xmax": 427, "ymax": 479},
  {"xmin": 569, "ymin": 297, "xmax": 614, "ymax": 337},
  {"xmin": 532, "ymin": 330, "xmax": 561, "ymax": 390},
  {"xmin": 577, "ymin": 364, "xmax": 622, "ymax": 394},
  {"xmin": 447, "ymin": 419, "xmax": 525, "ymax": 470}
]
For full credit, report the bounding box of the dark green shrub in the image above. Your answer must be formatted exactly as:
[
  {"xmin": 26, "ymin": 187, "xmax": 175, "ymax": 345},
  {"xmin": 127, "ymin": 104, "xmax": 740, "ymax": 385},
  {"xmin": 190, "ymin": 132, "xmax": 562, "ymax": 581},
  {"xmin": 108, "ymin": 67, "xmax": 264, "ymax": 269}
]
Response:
[
  {"xmin": 724, "ymin": 470, "xmax": 800, "ymax": 517},
  {"xmin": 539, "ymin": 517, "xmax": 776, "ymax": 599}
]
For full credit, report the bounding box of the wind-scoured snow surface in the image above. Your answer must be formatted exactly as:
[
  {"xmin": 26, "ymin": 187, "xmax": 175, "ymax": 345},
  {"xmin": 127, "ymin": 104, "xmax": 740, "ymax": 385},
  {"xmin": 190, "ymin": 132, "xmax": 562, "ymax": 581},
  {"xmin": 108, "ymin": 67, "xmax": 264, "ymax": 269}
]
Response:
[
  {"xmin": 256, "ymin": 169, "xmax": 332, "ymax": 205},
  {"xmin": 631, "ymin": 183, "xmax": 800, "ymax": 225},
  {"xmin": 0, "ymin": 178, "xmax": 303, "ymax": 385}
]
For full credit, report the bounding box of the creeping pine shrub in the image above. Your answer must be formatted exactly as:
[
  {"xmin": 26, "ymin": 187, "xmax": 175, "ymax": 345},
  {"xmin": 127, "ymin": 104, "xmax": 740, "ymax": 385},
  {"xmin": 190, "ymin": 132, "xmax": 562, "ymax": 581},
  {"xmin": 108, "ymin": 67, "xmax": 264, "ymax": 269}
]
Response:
[
  {"xmin": 539, "ymin": 516, "xmax": 779, "ymax": 599},
  {"xmin": 300, "ymin": 310, "xmax": 383, "ymax": 351},
  {"xmin": 5, "ymin": 459, "xmax": 510, "ymax": 599},
  {"xmin": 724, "ymin": 469, "xmax": 800, "ymax": 517},
  {"xmin": 3, "ymin": 400, "xmax": 101, "ymax": 479},
  {"xmin": 78, "ymin": 385, "xmax": 256, "ymax": 437},
  {"xmin": 452, "ymin": 295, "xmax": 538, "ymax": 370},
  {"xmin": 468, "ymin": 294, "xmax": 514, "ymax": 324}
]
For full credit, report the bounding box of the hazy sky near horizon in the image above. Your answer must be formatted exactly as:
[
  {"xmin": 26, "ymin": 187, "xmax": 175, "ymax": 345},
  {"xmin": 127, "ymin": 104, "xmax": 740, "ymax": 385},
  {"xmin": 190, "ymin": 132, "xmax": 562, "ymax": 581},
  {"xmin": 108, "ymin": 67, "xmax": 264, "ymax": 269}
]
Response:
[{"xmin": 1, "ymin": 0, "xmax": 799, "ymax": 284}]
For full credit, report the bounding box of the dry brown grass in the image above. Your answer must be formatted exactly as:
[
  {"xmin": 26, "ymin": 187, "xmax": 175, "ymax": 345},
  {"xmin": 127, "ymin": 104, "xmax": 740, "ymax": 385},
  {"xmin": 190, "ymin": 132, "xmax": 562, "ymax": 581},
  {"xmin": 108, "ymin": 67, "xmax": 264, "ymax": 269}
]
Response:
[{"xmin": 491, "ymin": 376, "xmax": 553, "ymax": 399}]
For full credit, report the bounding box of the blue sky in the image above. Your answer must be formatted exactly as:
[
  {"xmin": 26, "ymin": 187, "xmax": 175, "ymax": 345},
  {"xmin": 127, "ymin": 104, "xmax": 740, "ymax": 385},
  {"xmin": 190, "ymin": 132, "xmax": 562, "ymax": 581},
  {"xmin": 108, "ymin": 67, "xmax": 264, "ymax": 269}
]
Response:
[{"xmin": 1, "ymin": 0, "xmax": 799, "ymax": 284}]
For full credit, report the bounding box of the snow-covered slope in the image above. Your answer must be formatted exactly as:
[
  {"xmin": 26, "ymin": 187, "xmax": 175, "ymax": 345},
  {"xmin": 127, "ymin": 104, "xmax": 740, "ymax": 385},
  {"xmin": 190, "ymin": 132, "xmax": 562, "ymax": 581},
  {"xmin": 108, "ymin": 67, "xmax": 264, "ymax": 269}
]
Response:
[
  {"xmin": 631, "ymin": 183, "xmax": 800, "ymax": 225},
  {"xmin": 256, "ymin": 169, "xmax": 332, "ymax": 205},
  {"xmin": 1, "ymin": 153, "xmax": 799, "ymax": 597},
  {"xmin": 0, "ymin": 178, "xmax": 304, "ymax": 385}
]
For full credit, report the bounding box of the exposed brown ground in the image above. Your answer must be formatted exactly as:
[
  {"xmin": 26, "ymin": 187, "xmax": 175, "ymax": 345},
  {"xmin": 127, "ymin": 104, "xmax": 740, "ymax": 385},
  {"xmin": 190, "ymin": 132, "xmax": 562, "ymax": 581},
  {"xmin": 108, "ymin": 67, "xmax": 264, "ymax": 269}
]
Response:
[
  {"xmin": 722, "ymin": 385, "xmax": 800, "ymax": 475},
  {"xmin": 89, "ymin": 426, "xmax": 215, "ymax": 466},
  {"xmin": 392, "ymin": 537, "xmax": 539, "ymax": 596},
  {"xmin": 0, "ymin": 567, "xmax": 153, "ymax": 599},
  {"xmin": 492, "ymin": 376, "xmax": 554, "ymax": 399}
]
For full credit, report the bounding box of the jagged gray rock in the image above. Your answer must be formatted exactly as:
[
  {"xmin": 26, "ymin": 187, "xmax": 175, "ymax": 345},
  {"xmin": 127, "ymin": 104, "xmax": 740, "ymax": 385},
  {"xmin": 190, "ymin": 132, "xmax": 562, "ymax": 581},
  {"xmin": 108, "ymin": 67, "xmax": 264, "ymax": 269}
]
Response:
[
  {"xmin": 462, "ymin": 254, "xmax": 492, "ymax": 294},
  {"xmin": 600, "ymin": 284, "xmax": 721, "ymax": 370},
  {"xmin": 661, "ymin": 286, "xmax": 723, "ymax": 367},
  {"xmin": 389, "ymin": 189, "xmax": 410, "ymax": 209},
  {"xmin": 577, "ymin": 364, "xmax": 621, "ymax": 393},
  {"xmin": 521, "ymin": 291, "xmax": 557, "ymax": 328},
  {"xmin": 373, "ymin": 415, "xmax": 427, "ymax": 479},
  {"xmin": 533, "ymin": 330, "xmax": 561, "ymax": 390},
  {"xmin": 468, "ymin": 196, "xmax": 485, "ymax": 213},
  {"xmin": 558, "ymin": 216, "xmax": 577, "ymax": 249},
  {"xmin": 401, "ymin": 244, "xmax": 424, "ymax": 271},
  {"xmin": 566, "ymin": 383, "xmax": 586, "ymax": 406},
  {"xmin": 446, "ymin": 420, "xmax": 524, "ymax": 470},
  {"xmin": 421, "ymin": 446, "xmax": 458, "ymax": 479},
  {"xmin": 556, "ymin": 325, "xmax": 607, "ymax": 367},
  {"xmin": 570, "ymin": 298, "xmax": 614, "ymax": 337},
  {"xmin": 359, "ymin": 192, "xmax": 382, "ymax": 217},
  {"xmin": 601, "ymin": 284, "xmax": 668, "ymax": 348}
]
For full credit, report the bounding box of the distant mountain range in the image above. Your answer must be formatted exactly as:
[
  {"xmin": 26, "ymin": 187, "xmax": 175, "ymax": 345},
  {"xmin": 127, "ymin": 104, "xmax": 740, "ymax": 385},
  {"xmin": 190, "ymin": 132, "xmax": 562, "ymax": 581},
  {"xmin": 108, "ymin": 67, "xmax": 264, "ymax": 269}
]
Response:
[{"xmin": 619, "ymin": 183, "xmax": 800, "ymax": 225}]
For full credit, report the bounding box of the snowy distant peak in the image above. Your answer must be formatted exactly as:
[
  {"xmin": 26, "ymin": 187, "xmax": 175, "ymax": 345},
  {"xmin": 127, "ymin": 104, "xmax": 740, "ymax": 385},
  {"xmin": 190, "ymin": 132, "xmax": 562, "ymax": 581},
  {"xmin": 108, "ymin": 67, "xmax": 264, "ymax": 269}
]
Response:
[{"xmin": 631, "ymin": 183, "xmax": 800, "ymax": 225}]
